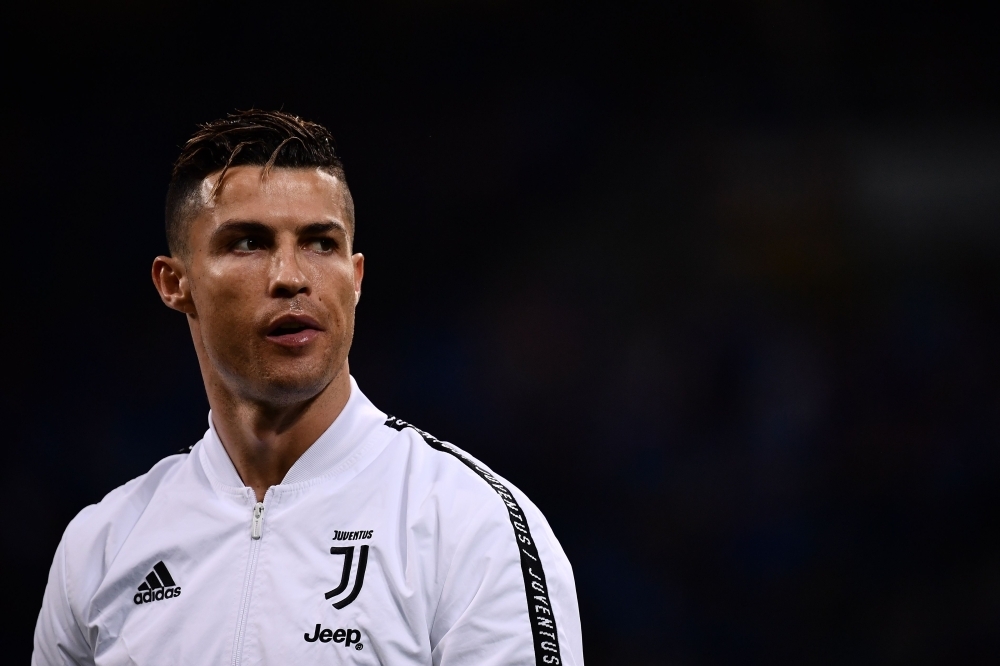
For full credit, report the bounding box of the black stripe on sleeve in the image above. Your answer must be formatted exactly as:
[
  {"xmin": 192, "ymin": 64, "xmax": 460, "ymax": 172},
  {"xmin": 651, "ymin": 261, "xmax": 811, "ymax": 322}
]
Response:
[{"xmin": 385, "ymin": 416, "xmax": 563, "ymax": 666}]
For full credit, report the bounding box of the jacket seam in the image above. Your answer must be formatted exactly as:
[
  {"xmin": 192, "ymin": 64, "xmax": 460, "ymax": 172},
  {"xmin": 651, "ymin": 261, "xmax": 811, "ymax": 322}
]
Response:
[
  {"xmin": 100, "ymin": 457, "xmax": 189, "ymax": 583},
  {"xmin": 61, "ymin": 537, "xmax": 92, "ymax": 655}
]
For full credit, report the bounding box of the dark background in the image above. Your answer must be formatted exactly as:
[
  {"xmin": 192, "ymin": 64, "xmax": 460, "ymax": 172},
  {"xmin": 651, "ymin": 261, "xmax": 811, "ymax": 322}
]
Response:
[{"xmin": 3, "ymin": 1, "xmax": 1000, "ymax": 663}]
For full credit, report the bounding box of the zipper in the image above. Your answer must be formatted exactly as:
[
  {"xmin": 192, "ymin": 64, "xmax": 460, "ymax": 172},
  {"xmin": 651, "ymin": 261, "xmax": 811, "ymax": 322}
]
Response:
[
  {"xmin": 251, "ymin": 503, "xmax": 265, "ymax": 539},
  {"xmin": 232, "ymin": 497, "xmax": 267, "ymax": 666}
]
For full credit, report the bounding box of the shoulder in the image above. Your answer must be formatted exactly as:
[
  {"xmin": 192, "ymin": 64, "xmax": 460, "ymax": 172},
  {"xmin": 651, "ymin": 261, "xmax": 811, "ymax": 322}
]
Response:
[
  {"xmin": 381, "ymin": 415, "xmax": 522, "ymax": 514},
  {"xmin": 60, "ymin": 453, "xmax": 193, "ymax": 590},
  {"xmin": 380, "ymin": 415, "xmax": 558, "ymax": 554}
]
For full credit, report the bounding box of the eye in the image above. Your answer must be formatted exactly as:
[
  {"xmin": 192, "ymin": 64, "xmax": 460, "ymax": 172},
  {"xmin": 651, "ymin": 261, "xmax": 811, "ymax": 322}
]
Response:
[
  {"xmin": 233, "ymin": 238, "xmax": 261, "ymax": 252},
  {"xmin": 306, "ymin": 238, "xmax": 335, "ymax": 252}
]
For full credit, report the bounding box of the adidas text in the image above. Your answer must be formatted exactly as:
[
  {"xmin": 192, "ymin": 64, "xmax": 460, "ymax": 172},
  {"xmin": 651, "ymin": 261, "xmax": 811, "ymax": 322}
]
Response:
[
  {"xmin": 304, "ymin": 624, "xmax": 363, "ymax": 649},
  {"xmin": 134, "ymin": 587, "xmax": 181, "ymax": 604}
]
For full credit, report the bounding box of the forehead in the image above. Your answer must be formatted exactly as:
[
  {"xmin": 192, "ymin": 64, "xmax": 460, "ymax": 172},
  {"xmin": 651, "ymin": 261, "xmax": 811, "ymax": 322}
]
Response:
[{"xmin": 196, "ymin": 166, "xmax": 348, "ymax": 224}]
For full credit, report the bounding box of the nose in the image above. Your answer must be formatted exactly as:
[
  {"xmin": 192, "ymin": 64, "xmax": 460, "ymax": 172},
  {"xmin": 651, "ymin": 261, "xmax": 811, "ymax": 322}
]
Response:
[{"xmin": 269, "ymin": 243, "xmax": 310, "ymax": 298}]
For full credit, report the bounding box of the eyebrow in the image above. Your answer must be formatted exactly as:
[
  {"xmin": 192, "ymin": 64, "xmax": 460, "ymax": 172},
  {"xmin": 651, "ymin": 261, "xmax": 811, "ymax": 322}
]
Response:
[
  {"xmin": 213, "ymin": 220, "xmax": 272, "ymax": 238},
  {"xmin": 299, "ymin": 221, "xmax": 346, "ymax": 235}
]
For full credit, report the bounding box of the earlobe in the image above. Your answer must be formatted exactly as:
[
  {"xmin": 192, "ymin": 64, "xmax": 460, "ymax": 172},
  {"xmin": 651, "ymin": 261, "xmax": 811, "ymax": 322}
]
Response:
[{"xmin": 152, "ymin": 256, "xmax": 195, "ymax": 315}]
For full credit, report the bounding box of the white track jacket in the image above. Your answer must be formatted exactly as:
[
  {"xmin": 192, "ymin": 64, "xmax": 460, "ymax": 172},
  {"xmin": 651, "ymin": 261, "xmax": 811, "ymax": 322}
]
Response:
[{"xmin": 33, "ymin": 378, "xmax": 583, "ymax": 665}]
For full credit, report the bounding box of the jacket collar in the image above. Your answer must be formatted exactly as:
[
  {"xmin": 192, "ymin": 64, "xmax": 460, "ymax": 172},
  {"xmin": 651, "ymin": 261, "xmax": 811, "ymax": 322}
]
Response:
[{"xmin": 200, "ymin": 375, "xmax": 387, "ymax": 489}]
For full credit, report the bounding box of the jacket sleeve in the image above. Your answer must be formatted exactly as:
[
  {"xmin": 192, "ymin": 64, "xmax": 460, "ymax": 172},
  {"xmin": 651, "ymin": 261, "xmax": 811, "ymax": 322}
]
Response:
[
  {"xmin": 429, "ymin": 485, "xmax": 584, "ymax": 666},
  {"xmin": 33, "ymin": 536, "xmax": 94, "ymax": 666}
]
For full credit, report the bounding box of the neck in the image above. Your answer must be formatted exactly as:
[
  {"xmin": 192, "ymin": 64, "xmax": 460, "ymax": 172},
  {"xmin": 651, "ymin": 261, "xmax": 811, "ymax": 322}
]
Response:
[{"xmin": 206, "ymin": 365, "xmax": 352, "ymax": 502}]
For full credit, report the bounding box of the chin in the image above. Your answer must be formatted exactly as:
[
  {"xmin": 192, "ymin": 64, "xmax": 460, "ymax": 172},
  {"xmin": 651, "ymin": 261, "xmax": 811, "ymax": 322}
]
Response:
[
  {"xmin": 246, "ymin": 373, "xmax": 333, "ymax": 406},
  {"xmin": 236, "ymin": 355, "xmax": 342, "ymax": 405},
  {"xmin": 212, "ymin": 340, "xmax": 348, "ymax": 406}
]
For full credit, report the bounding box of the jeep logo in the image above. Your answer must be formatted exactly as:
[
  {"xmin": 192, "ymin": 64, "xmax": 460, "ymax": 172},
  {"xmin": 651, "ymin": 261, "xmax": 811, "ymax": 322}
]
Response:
[{"xmin": 303, "ymin": 624, "xmax": 363, "ymax": 650}]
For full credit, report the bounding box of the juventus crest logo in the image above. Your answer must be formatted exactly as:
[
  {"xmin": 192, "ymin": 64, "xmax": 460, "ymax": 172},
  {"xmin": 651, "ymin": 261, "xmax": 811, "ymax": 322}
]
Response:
[{"xmin": 326, "ymin": 545, "xmax": 368, "ymax": 609}]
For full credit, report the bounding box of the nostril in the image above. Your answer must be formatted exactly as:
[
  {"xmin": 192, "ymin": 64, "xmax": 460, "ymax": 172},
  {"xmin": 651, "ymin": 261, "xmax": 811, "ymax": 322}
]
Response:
[{"xmin": 270, "ymin": 277, "xmax": 310, "ymax": 297}]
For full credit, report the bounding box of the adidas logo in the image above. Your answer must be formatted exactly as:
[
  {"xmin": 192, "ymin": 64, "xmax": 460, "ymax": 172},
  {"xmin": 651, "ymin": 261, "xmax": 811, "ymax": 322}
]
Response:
[{"xmin": 133, "ymin": 561, "xmax": 182, "ymax": 605}]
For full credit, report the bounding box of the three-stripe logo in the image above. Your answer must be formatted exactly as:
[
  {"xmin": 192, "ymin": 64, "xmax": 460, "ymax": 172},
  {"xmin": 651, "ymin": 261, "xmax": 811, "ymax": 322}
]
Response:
[{"xmin": 133, "ymin": 561, "xmax": 182, "ymax": 605}]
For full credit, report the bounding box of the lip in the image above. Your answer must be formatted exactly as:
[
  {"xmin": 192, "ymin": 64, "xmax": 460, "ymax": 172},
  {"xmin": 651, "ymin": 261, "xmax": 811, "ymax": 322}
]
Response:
[{"xmin": 264, "ymin": 313, "xmax": 325, "ymax": 348}]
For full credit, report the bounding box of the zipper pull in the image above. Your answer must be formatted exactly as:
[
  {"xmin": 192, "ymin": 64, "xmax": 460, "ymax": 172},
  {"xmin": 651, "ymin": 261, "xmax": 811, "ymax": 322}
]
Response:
[{"xmin": 251, "ymin": 502, "xmax": 265, "ymax": 540}]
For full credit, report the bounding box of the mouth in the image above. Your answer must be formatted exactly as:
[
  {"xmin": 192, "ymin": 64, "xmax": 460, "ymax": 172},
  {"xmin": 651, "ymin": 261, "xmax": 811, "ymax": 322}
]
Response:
[{"xmin": 265, "ymin": 314, "xmax": 324, "ymax": 347}]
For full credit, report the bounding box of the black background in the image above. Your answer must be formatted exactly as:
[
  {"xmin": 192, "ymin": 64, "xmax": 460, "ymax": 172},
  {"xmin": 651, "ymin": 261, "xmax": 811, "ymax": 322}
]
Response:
[{"xmin": 4, "ymin": 1, "xmax": 1000, "ymax": 663}]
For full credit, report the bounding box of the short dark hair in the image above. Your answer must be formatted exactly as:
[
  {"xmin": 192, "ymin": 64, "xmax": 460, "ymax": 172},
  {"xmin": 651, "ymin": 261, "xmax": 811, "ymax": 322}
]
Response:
[{"xmin": 165, "ymin": 109, "xmax": 354, "ymax": 256}]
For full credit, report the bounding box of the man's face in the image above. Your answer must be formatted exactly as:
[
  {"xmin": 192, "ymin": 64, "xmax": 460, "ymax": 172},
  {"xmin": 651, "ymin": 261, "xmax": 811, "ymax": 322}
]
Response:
[{"xmin": 177, "ymin": 166, "xmax": 362, "ymax": 406}]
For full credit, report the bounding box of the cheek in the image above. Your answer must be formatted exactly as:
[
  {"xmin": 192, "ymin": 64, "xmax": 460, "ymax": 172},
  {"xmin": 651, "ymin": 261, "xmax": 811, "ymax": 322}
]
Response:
[
  {"xmin": 194, "ymin": 271, "xmax": 260, "ymax": 335},
  {"xmin": 316, "ymin": 267, "xmax": 358, "ymax": 310}
]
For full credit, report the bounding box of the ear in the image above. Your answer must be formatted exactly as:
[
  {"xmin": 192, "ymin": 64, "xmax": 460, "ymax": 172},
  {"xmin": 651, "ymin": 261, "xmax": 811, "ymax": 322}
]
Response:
[
  {"xmin": 152, "ymin": 255, "xmax": 196, "ymax": 315},
  {"xmin": 352, "ymin": 253, "xmax": 364, "ymax": 305}
]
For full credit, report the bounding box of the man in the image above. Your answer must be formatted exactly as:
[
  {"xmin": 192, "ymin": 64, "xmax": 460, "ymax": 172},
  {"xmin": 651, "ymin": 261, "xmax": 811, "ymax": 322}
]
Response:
[{"xmin": 33, "ymin": 110, "xmax": 582, "ymax": 665}]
